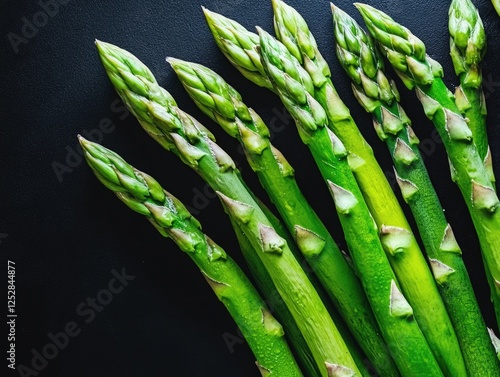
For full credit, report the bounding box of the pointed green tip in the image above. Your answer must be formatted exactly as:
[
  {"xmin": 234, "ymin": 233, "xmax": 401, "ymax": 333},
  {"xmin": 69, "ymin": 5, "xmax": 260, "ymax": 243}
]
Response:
[
  {"xmin": 94, "ymin": 39, "xmax": 119, "ymax": 57},
  {"xmin": 201, "ymin": 6, "xmax": 224, "ymax": 27},
  {"xmin": 166, "ymin": 56, "xmax": 184, "ymax": 70},
  {"xmin": 201, "ymin": 5, "xmax": 213, "ymax": 20},
  {"xmin": 78, "ymin": 134, "xmax": 92, "ymax": 150},
  {"xmin": 353, "ymin": 2, "xmax": 379, "ymax": 22},
  {"xmin": 331, "ymin": 3, "xmax": 351, "ymax": 24},
  {"xmin": 353, "ymin": 2, "xmax": 366, "ymax": 12},
  {"xmin": 271, "ymin": 0, "xmax": 282, "ymax": 13},
  {"xmin": 354, "ymin": 2, "xmax": 398, "ymax": 28},
  {"xmin": 94, "ymin": 39, "xmax": 108, "ymax": 57}
]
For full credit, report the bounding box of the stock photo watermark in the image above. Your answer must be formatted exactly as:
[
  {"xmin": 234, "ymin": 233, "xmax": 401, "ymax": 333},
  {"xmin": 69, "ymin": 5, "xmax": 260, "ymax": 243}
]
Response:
[
  {"xmin": 14, "ymin": 268, "xmax": 135, "ymax": 376},
  {"xmin": 7, "ymin": 0, "xmax": 71, "ymax": 54},
  {"xmin": 51, "ymin": 98, "xmax": 129, "ymax": 183}
]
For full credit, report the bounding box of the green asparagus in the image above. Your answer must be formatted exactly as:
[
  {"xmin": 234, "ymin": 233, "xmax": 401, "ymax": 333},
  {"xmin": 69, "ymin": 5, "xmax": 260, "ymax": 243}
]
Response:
[
  {"xmin": 449, "ymin": 0, "xmax": 500, "ymax": 332},
  {"xmin": 96, "ymin": 40, "xmax": 361, "ymax": 377},
  {"xmin": 332, "ymin": 5, "xmax": 498, "ymax": 375},
  {"xmin": 449, "ymin": 0, "xmax": 494, "ymax": 184},
  {"xmin": 241, "ymin": 181, "xmax": 374, "ymax": 377},
  {"xmin": 205, "ymin": 1, "xmax": 458, "ymax": 374},
  {"xmin": 258, "ymin": 27, "xmax": 443, "ymax": 377},
  {"xmin": 168, "ymin": 57, "xmax": 396, "ymax": 376},
  {"xmin": 78, "ymin": 135, "xmax": 302, "ymax": 376},
  {"xmin": 228, "ymin": 216, "xmax": 321, "ymax": 377},
  {"xmin": 356, "ymin": 2, "xmax": 500, "ymax": 333}
]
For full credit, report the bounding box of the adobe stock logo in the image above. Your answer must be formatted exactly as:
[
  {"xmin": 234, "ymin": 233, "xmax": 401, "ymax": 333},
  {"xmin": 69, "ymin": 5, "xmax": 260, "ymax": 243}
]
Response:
[{"xmin": 7, "ymin": 0, "xmax": 70, "ymax": 54}]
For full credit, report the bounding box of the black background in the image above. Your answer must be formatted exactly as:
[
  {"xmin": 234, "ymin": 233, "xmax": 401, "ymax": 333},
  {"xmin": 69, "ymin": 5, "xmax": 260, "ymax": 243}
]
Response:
[{"xmin": 2, "ymin": 0, "xmax": 500, "ymax": 376}]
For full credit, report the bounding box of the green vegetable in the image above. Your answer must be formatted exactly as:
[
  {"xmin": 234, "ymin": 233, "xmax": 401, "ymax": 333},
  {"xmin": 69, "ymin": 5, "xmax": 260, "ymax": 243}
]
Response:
[
  {"xmin": 272, "ymin": 1, "xmax": 461, "ymax": 374},
  {"xmin": 96, "ymin": 40, "xmax": 361, "ymax": 377},
  {"xmin": 78, "ymin": 135, "xmax": 302, "ymax": 376},
  {"xmin": 258, "ymin": 27, "xmax": 443, "ymax": 377},
  {"xmin": 169, "ymin": 57, "xmax": 391, "ymax": 377},
  {"xmin": 357, "ymin": 1, "xmax": 500, "ymax": 337},
  {"xmin": 228, "ymin": 216, "xmax": 321, "ymax": 377},
  {"xmin": 449, "ymin": 0, "xmax": 494, "ymax": 183},
  {"xmin": 333, "ymin": 5, "xmax": 498, "ymax": 375}
]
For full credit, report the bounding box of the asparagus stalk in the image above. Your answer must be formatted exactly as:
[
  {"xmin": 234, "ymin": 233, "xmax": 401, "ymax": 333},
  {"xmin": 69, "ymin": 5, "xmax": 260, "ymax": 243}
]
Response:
[
  {"xmin": 96, "ymin": 41, "xmax": 361, "ymax": 377},
  {"xmin": 332, "ymin": 5, "xmax": 498, "ymax": 375},
  {"xmin": 215, "ymin": 1, "xmax": 457, "ymax": 373},
  {"xmin": 250, "ymin": 192, "xmax": 372, "ymax": 377},
  {"xmin": 229, "ymin": 217, "xmax": 321, "ymax": 377},
  {"xmin": 78, "ymin": 136, "xmax": 302, "ymax": 376},
  {"xmin": 356, "ymin": 1, "xmax": 500, "ymax": 333},
  {"xmin": 250, "ymin": 193, "xmax": 374, "ymax": 377},
  {"xmin": 257, "ymin": 27, "xmax": 443, "ymax": 377},
  {"xmin": 449, "ymin": 0, "xmax": 494, "ymax": 184},
  {"xmin": 168, "ymin": 57, "xmax": 396, "ymax": 376}
]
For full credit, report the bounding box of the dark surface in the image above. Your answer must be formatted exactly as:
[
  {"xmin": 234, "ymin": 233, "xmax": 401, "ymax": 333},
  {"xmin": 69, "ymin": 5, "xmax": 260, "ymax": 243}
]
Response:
[{"xmin": 1, "ymin": 0, "xmax": 500, "ymax": 376}]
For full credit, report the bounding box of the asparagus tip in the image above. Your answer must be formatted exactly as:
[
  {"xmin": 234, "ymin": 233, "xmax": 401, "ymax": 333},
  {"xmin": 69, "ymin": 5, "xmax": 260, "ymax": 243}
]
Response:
[
  {"xmin": 353, "ymin": 2, "xmax": 369, "ymax": 14},
  {"xmin": 77, "ymin": 135, "xmax": 93, "ymax": 151},
  {"xmin": 77, "ymin": 134, "xmax": 87, "ymax": 147},
  {"xmin": 166, "ymin": 57, "xmax": 189, "ymax": 73},
  {"xmin": 165, "ymin": 56, "xmax": 177, "ymax": 65},
  {"xmin": 202, "ymin": 6, "xmax": 217, "ymax": 21}
]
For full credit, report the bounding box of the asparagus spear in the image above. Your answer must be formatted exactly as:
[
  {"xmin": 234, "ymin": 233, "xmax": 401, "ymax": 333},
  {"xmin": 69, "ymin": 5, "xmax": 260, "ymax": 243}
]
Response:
[
  {"xmin": 208, "ymin": 1, "xmax": 456, "ymax": 373},
  {"xmin": 78, "ymin": 136, "xmax": 302, "ymax": 376},
  {"xmin": 257, "ymin": 27, "xmax": 443, "ymax": 377},
  {"xmin": 247, "ymin": 196, "xmax": 375, "ymax": 377},
  {"xmin": 230, "ymin": 213, "xmax": 321, "ymax": 377},
  {"xmin": 356, "ymin": 1, "xmax": 500, "ymax": 332},
  {"xmin": 96, "ymin": 41, "xmax": 361, "ymax": 377},
  {"xmin": 332, "ymin": 5, "xmax": 498, "ymax": 375},
  {"xmin": 449, "ymin": 0, "xmax": 494, "ymax": 184},
  {"xmin": 168, "ymin": 57, "xmax": 396, "ymax": 376}
]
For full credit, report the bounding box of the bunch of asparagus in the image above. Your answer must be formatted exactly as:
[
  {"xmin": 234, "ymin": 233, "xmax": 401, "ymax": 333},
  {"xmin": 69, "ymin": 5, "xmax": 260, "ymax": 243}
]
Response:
[{"xmin": 81, "ymin": 0, "xmax": 500, "ymax": 375}]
